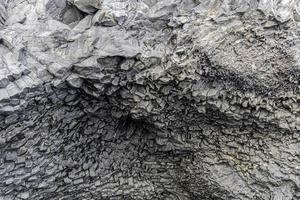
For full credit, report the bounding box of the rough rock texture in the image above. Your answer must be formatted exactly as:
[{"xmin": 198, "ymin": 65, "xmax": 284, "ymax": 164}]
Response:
[{"xmin": 1, "ymin": 0, "xmax": 300, "ymax": 199}]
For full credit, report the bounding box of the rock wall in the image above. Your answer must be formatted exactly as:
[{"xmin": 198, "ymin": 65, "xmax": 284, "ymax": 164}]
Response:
[{"xmin": 1, "ymin": 0, "xmax": 300, "ymax": 199}]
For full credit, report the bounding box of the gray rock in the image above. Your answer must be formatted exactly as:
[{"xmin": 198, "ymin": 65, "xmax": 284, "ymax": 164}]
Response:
[
  {"xmin": 72, "ymin": 0, "xmax": 102, "ymax": 14},
  {"xmin": 5, "ymin": 152, "xmax": 17, "ymax": 161},
  {"xmin": 1, "ymin": 0, "xmax": 300, "ymax": 200},
  {"xmin": 4, "ymin": 114, "xmax": 18, "ymax": 124},
  {"xmin": 18, "ymin": 192, "xmax": 29, "ymax": 199},
  {"xmin": 95, "ymin": 11, "xmax": 117, "ymax": 27}
]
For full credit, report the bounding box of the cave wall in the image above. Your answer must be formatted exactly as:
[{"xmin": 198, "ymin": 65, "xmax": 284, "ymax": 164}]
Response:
[{"xmin": 0, "ymin": 82, "xmax": 194, "ymax": 199}]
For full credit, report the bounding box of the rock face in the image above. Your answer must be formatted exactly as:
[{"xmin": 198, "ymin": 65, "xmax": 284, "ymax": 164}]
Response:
[{"xmin": 1, "ymin": 0, "xmax": 300, "ymax": 199}]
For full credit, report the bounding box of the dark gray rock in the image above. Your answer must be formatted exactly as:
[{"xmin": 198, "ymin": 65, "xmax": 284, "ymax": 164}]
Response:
[{"xmin": 1, "ymin": 0, "xmax": 300, "ymax": 200}]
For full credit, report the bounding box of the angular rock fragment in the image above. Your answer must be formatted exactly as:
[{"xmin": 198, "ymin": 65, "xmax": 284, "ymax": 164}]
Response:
[
  {"xmin": 92, "ymin": 10, "xmax": 117, "ymax": 27},
  {"xmin": 72, "ymin": 0, "xmax": 102, "ymax": 14}
]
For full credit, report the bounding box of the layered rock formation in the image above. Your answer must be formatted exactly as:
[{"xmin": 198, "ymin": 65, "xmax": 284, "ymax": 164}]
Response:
[{"xmin": 1, "ymin": 0, "xmax": 300, "ymax": 199}]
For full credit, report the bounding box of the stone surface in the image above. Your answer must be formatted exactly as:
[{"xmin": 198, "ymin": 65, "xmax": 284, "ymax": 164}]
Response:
[{"xmin": 1, "ymin": 0, "xmax": 300, "ymax": 200}]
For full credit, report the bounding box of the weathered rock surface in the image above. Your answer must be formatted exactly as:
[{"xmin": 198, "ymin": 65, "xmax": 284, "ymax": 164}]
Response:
[{"xmin": 1, "ymin": 0, "xmax": 300, "ymax": 199}]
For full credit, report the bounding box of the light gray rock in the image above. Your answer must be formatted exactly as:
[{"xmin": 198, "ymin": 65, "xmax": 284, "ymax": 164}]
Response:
[
  {"xmin": 5, "ymin": 152, "xmax": 17, "ymax": 161},
  {"xmin": 72, "ymin": 0, "xmax": 102, "ymax": 14}
]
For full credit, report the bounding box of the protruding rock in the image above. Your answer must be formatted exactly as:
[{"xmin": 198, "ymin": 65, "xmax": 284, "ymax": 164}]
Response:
[{"xmin": 73, "ymin": 0, "xmax": 102, "ymax": 14}]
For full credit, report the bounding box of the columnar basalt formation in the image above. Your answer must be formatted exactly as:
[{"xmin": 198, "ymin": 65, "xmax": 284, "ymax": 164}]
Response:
[{"xmin": 1, "ymin": 0, "xmax": 300, "ymax": 199}]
